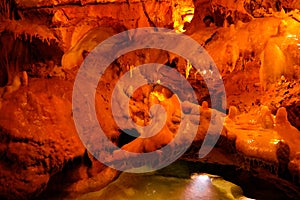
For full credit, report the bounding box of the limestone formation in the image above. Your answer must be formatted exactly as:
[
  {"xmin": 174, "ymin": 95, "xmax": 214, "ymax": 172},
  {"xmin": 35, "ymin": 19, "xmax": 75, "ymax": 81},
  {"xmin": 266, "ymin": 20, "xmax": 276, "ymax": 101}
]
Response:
[
  {"xmin": 21, "ymin": 71, "xmax": 28, "ymax": 86},
  {"xmin": 259, "ymin": 105, "xmax": 274, "ymax": 129},
  {"xmin": 2, "ymin": 74, "xmax": 21, "ymax": 98},
  {"xmin": 202, "ymin": 101, "xmax": 209, "ymax": 110},
  {"xmin": 228, "ymin": 106, "xmax": 238, "ymax": 122},
  {"xmin": 275, "ymin": 107, "xmax": 289, "ymax": 125},
  {"xmin": 260, "ymin": 42, "xmax": 285, "ymax": 90},
  {"xmin": 259, "ymin": 20, "xmax": 290, "ymax": 91},
  {"xmin": 1, "ymin": 1, "xmax": 300, "ymax": 199},
  {"xmin": 223, "ymin": 42, "xmax": 239, "ymax": 73}
]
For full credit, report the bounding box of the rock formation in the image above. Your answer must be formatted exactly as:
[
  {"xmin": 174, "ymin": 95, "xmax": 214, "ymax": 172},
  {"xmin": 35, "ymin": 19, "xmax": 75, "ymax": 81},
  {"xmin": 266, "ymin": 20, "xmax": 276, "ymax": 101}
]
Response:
[{"xmin": 0, "ymin": 0, "xmax": 300, "ymax": 199}]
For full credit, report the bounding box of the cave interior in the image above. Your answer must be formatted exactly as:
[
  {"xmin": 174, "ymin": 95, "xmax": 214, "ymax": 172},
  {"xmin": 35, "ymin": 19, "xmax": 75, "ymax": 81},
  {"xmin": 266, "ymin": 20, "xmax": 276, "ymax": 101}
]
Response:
[{"xmin": 1, "ymin": 0, "xmax": 300, "ymax": 199}]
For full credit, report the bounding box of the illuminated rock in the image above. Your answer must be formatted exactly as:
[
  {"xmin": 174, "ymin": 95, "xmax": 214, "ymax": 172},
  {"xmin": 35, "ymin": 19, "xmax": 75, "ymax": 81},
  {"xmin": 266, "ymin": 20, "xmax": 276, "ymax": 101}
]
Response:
[
  {"xmin": 260, "ymin": 32, "xmax": 286, "ymax": 90},
  {"xmin": 21, "ymin": 71, "xmax": 28, "ymax": 86},
  {"xmin": 62, "ymin": 27, "xmax": 118, "ymax": 70},
  {"xmin": 223, "ymin": 42, "xmax": 239, "ymax": 73},
  {"xmin": 202, "ymin": 101, "xmax": 209, "ymax": 110},
  {"xmin": 227, "ymin": 106, "xmax": 238, "ymax": 122},
  {"xmin": 0, "ymin": 79, "xmax": 88, "ymax": 199},
  {"xmin": 259, "ymin": 105, "xmax": 274, "ymax": 129},
  {"xmin": 275, "ymin": 107, "xmax": 289, "ymax": 125},
  {"xmin": 1, "ymin": 1, "xmax": 300, "ymax": 199},
  {"xmin": 2, "ymin": 74, "xmax": 21, "ymax": 98},
  {"xmin": 51, "ymin": 9, "xmax": 69, "ymax": 26}
]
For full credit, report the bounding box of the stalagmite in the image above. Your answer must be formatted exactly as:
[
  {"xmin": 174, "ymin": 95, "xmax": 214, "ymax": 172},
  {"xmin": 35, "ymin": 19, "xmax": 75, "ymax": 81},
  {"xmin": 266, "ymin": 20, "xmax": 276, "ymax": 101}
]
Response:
[
  {"xmin": 2, "ymin": 74, "xmax": 21, "ymax": 98},
  {"xmin": 259, "ymin": 106, "xmax": 274, "ymax": 129},
  {"xmin": 275, "ymin": 107, "xmax": 289, "ymax": 125},
  {"xmin": 260, "ymin": 20, "xmax": 288, "ymax": 91},
  {"xmin": 228, "ymin": 106, "xmax": 238, "ymax": 121},
  {"xmin": 223, "ymin": 42, "xmax": 239, "ymax": 73},
  {"xmin": 21, "ymin": 71, "xmax": 28, "ymax": 86},
  {"xmin": 202, "ymin": 101, "xmax": 209, "ymax": 110}
]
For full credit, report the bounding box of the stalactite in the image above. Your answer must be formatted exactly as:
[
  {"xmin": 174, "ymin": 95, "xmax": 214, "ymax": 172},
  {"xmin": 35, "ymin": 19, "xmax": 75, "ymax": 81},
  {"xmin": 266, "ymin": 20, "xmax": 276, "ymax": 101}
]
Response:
[
  {"xmin": 0, "ymin": 0, "xmax": 20, "ymax": 20},
  {"xmin": 238, "ymin": 153, "xmax": 279, "ymax": 176},
  {"xmin": 0, "ymin": 0, "xmax": 10, "ymax": 19}
]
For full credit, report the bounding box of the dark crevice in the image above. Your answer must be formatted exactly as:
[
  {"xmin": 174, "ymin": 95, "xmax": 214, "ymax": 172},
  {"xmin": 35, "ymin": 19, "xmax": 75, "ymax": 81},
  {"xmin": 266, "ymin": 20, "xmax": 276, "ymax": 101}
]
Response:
[
  {"xmin": 0, "ymin": 60, "xmax": 9, "ymax": 87},
  {"xmin": 0, "ymin": 0, "xmax": 21, "ymax": 20},
  {"xmin": 0, "ymin": 31, "xmax": 63, "ymax": 81},
  {"xmin": 142, "ymin": 2, "xmax": 158, "ymax": 30},
  {"xmin": 203, "ymin": 31, "xmax": 219, "ymax": 47}
]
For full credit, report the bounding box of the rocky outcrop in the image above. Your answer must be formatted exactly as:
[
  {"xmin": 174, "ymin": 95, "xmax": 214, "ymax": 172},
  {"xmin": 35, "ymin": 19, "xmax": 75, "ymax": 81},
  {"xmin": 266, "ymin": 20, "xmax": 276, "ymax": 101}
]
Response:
[
  {"xmin": 183, "ymin": 106, "xmax": 300, "ymax": 199},
  {"xmin": 0, "ymin": 0, "xmax": 174, "ymax": 84},
  {"xmin": 0, "ymin": 78, "xmax": 122, "ymax": 199},
  {"xmin": 261, "ymin": 79, "xmax": 300, "ymax": 131},
  {"xmin": 189, "ymin": 0, "xmax": 300, "ymax": 32},
  {"xmin": 0, "ymin": 79, "xmax": 83, "ymax": 199},
  {"xmin": 1, "ymin": 0, "xmax": 173, "ymax": 51},
  {"xmin": 187, "ymin": 13, "xmax": 300, "ymax": 129},
  {"xmin": 0, "ymin": 1, "xmax": 179, "ymax": 198}
]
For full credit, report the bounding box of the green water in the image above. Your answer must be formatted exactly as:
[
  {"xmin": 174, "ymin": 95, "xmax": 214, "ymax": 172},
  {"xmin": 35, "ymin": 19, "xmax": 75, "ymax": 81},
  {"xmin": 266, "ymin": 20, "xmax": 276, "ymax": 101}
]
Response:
[
  {"xmin": 75, "ymin": 173, "xmax": 248, "ymax": 200},
  {"xmin": 72, "ymin": 161, "xmax": 253, "ymax": 200}
]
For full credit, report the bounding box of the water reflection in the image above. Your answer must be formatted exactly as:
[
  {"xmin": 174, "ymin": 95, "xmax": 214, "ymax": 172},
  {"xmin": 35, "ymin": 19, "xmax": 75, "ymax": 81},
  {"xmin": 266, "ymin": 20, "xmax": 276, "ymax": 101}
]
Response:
[
  {"xmin": 183, "ymin": 174, "xmax": 220, "ymax": 199},
  {"xmin": 73, "ymin": 173, "xmax": 253, "ymax": 200}
]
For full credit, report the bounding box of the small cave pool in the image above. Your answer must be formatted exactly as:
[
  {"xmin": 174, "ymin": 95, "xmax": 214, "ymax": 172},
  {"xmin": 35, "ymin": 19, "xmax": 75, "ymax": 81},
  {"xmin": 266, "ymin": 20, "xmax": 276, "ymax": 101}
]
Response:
[{"xmin": 60, "ymin": 160, "xmax": 292, "ymax": 200}]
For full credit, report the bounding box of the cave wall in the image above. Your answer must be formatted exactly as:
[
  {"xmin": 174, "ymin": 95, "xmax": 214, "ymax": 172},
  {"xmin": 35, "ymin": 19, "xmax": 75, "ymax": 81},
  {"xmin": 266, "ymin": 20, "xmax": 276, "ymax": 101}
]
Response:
[
  {"xmin": 186, "ymin": 0, "xmax": 300, "ymax": 130},
  {"xmin": 0, "ymin": 0, "xmax": 175, "ymax": 199},
  {"xmin": 189, "ymin": 0, "xmax": 300, "ymax": 30},
  {"xmin": 1, "ymin": 0, "xmax": 174, "ymax": 51},
  {"xmin": 0, "ymin": 0, "xmax": 300, "ymax": 199},
  {"xmin": 0, "ymin": 0, "xmax": 174, "ymax": 83}
]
